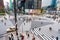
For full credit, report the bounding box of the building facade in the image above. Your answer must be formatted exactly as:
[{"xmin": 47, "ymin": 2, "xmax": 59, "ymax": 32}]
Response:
[
  {"xmin": 57, "ymin": 0, "xmax": 60, "ymax": 10},
  {"xmin": 34, "ymin": 0, "xmax": 42, "ymax": 9},
  {"xmin": 17, "ymin": 0, "xmax": 42, "ymax": 9},
  {"xmin": 25, "ymin": 0, "xmax": 42, "ymax": 9},
  {"xmin": 0, "ymin": 0, "xmax": 4, "ymax": 9},
  {"xmin": 0, "ymin": 0, "xmax": 4, "ymax": 13},
  {"xmin": 25, "ymin": 0, "xmax": 34, "ymax": 9},
  {"xmin": 17, "ymin": 0, "xmax": 42, "ymax": 14}
]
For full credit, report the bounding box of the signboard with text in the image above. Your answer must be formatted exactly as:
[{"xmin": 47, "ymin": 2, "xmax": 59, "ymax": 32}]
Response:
[
  {"xmin": 25, "ymin": 9, "xmax": 42, "ymax": 14},
  {"xmin": 32, "ymin": 9, "xmax": 41, "ymax": 13}
]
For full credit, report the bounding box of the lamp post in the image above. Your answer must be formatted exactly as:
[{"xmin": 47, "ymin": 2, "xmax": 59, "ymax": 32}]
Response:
[{"xmin": 13, "ymin": 0, "xmax": 19, "ymax": 40}]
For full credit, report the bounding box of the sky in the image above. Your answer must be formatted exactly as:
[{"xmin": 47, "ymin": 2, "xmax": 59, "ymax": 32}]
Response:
[{"xmin": 3, "ymin": 0, "xmax": 52, "ymax": 7}]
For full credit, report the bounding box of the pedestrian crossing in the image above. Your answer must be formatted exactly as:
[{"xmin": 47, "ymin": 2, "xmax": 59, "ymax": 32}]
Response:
[{"xmin": 0, "ymin": 14, "xmax": 60, "ymax": 40}]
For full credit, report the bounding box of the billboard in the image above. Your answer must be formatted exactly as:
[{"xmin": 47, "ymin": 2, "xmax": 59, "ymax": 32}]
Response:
[
  {"xmin": 25, "ymin": 9, "xmax": 41, "ymax": 13},
  {"xmin": 32, "ymin": 9, "xmax": 41, "ymax": 13}
]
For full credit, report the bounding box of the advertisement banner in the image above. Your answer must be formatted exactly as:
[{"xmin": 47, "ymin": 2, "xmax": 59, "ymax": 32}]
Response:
[
  {"xmin": 25, "ymin": 9, "xmax": 42, "ymax": 14},
  {"xmin": 32, "ymin": 9, "xmax": 41, "ymax": 13}
]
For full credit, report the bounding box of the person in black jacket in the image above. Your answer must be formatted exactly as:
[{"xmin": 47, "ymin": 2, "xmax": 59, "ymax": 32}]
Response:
[
  {"xmin": 11, "ymin": 33, "xmax": 14, "ymax": 40},
  {"xmin": 56, "ymin": 37, "xmax": 58, "ymax": 40},
  {"xmin": 9, "ymin": 37, "xmax": 11, "ymax": 40}
]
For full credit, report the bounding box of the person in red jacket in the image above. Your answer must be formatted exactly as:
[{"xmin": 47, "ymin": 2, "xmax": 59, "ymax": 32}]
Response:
[
  {"xmin": 20, "ymin": 34, "xmax": 24, "ymax": 40},
  {"xmin": 32, "ymin": 35, "xmax": 35, "ymax": 40}
]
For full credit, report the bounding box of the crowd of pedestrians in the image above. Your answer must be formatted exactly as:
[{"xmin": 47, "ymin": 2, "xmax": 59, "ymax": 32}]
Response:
[{"xmin": 8, "ymin": 31, "xmax": 36, "ymax": 40}]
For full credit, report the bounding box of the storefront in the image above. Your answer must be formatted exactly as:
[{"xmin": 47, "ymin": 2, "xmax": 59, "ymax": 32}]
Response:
[{"xmin": 25, "ymin": 9, "xmax": 42, "ymax": 15}]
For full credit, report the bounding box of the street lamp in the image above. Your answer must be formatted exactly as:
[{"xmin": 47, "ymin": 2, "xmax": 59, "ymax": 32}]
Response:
[{"xmin": 13, "ymin": 0, "xmax": 19, "ymax": 40}]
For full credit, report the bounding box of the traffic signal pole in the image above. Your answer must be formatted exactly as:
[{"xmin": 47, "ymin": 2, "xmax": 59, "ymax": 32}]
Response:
[{"xmin": 13, "ymin": 0, "xmax": 19, "ymax": 40}]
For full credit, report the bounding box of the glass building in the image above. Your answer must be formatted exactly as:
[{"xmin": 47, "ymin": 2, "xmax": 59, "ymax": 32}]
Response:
[
  {"xmin": 25, "ymin": 0, "xmax": 34, "ymax": 9},
  {"xmin": 25, "ymin": 0, "xmax": 42, "ymax": 9},
  {"xmin": 10, "ymin": 0, "xmax": 13, "ymax": 10},
  {"xmin": 42, "ymin": 0, "xmax": 56, "ymax": 10},
  {"xmin": 17, "ymin": 0, "xmax": 42, "ymax": 9},
  {"xmin": 51, "ymin": 0, "xmax": 56, "ymax": 8},
  {"xmin": 33, "ymin": 0, "xmax": 42, "ymax": 9}
]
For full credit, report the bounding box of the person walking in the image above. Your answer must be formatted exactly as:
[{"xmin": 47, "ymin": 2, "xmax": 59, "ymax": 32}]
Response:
[
  {"xmin": 4, "ymin": 22, "xmax": 6, "ymax": 26},
  {"xmin": 9, "ymin": 37, "xmax": 11, "ymax": 40},
  {"xmin": 56, "ymin": 37, "xmax": 58, "ymax": 40},
  {"xmin": 11, "ymin": 33, "xmax": 14, "ymax": 40},
  {"xmin": 32, "ymin": 35, "xmax": 35, "ymax": 40},
  {"xmin": 20, "ymin": 34, "xmax": 24, "ymax": 40},
  {"xmin": 49, "ymin": 27, "xmax": 52, "ymax": 31},
  {"xmin": 1, "ymin": 19, "xmax": 3, "ymax": 22},
  {"xmin": 27, "ymin": 34, "xmax": 30, "ymax": 38}
]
